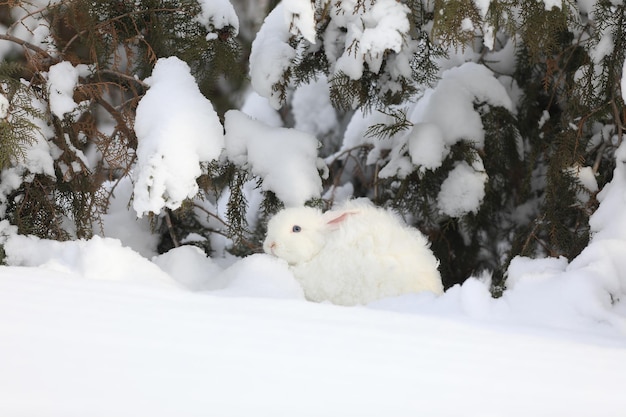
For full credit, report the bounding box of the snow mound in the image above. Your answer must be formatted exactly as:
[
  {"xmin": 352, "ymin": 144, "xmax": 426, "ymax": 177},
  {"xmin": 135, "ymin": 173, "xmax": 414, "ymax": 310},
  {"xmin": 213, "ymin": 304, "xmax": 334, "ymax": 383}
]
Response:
[
  {"xmin": 3, "ymin": 234, "xmax": 178, "ymax": 289},
  {"xmin": 215, "ymin": 253, "xmax": 305, "ymax": 299},
  {"xmin": 153, "ymin": 245, "xmax": 226, "ymax": 291}
]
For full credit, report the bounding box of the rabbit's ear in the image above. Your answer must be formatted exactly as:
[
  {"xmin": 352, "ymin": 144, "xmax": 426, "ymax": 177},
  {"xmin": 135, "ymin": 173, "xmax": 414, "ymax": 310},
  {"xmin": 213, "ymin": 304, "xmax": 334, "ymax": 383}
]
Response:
[{"xmin": 324, "ymin": 211, "xmax": 357, "ymax": 230}]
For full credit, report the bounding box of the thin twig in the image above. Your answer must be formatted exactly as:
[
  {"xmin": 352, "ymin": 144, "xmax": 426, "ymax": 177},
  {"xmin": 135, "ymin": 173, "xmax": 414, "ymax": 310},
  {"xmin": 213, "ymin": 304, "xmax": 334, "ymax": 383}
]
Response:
[
  {"xmin": 0, "ymin": 33, "xmax": 57, "ymax": 62},
  {"xmin": 164, "ymin": 209, "xmax": 180, "ymax": 248}
]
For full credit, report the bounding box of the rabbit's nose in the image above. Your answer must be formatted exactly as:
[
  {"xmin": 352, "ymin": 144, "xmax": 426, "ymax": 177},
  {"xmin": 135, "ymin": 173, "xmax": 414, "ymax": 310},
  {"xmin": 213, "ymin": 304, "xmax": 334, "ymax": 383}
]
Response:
[{"xmin": 264, "ymin": 241, "xmax": 277, "ymax": 255}]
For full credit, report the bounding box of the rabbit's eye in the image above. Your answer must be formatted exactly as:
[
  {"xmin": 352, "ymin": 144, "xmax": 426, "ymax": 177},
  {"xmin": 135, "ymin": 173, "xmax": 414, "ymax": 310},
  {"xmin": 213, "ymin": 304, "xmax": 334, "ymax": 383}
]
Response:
[{"xmin": 292, "ymin": 225, "xmax": 302, "ymax": 233}]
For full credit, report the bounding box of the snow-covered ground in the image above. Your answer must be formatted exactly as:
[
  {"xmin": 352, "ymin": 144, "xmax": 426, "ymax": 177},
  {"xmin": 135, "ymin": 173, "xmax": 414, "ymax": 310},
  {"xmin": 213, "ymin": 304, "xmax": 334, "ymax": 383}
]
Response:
[
  {"xmin": 1, "ymin": 260, "xmax": 626, "ymax": 417},
  {"xmin": 1, "ymin": 229, "xmax": 626, "ymax": 416}
]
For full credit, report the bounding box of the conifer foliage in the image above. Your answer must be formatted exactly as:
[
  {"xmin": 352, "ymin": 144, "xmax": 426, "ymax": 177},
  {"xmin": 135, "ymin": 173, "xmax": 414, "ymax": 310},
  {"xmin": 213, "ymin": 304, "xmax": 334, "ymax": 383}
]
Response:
[{"xmin": 1, "ymin": 1, "xmax": 625, "ymax": 292}]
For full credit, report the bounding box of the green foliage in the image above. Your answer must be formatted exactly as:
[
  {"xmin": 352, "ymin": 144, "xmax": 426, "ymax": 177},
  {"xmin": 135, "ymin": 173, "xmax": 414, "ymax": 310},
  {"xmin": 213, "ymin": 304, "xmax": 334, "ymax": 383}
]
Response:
[
  {"xmin": 432, "ymin": 0, "xmax": 482, "ymax": 49},
  {"xmin": 0, "ymin": 62, "xmax": 45, "ymax": 170},
  {"xmin": 365, "ymin": 108, "xmax": 412, "ymax": 140}
]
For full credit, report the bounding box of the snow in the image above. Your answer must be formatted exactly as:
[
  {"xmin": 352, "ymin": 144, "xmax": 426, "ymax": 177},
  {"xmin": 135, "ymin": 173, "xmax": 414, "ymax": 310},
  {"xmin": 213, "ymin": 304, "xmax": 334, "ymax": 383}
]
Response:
[
  {"xmin": 240, "ymin": 90, "xmax": 284, "ymax": 127},
  {"xmin": 357, "ymin": 63, "xmax": 509, "ymax": 210},
  {"xmin": 590, "ymin": 30, "xmax": 614, "ymax": 64},
  {"xmin": 249, "ymin": 4, "xmax": 296, "ymax": 109},
  {"xmin": 224, "ymin": 109, "xmax": 325, "ymax": 207},
  {"xmin": 543, "ymin": 0, "xmax": 563, "ymax": 9},
  {"xmin": 291, "ymin": 75, "xmax": 338, "ymax": 140},
  {"xmin": 196, "ymin": 0, "xmax": 239, "ymax": 37},
  {"xmin": 153, "ymin": 245, "xmax": 226, "ymax": 291},
  {"xmin": 133, "ymin": 57, "xmax": 224, "ymax": 217},
  {"xmin": 407, "ymin": 122, "xmax": 448, "ymax": 171},
  {"xmin": 46, "ymin": 61, "xmax": 90, "ymax": 119},
  {"xmin": 437, "ymin": 160, "xmax": 488, "ymax": 217},
  {"xmin": 332, "ymin": 0, "xmax": 411, "ymax": 79},
  {"xmin": 1, "ymin": 247, "xmax": 626, "ymax": 416},
  {"xmin": 283, "ymin": 0, "xmax": 317, "ymax": 43},
  {"xmin": 334, "ymin": 64, "xmax": 511, "ymax": 179},
  {"xmin": 97, "ymin": 177, "xmax": 159, "ymax": 258},
  {"xmin": 7, "ymin": 1, "xmax": 61, "ymax": 56},
  {"xmin": 2, "ymin": 233, "xmax": 178, "ymax": 289},
  {"xmin": 0, "ymin": 92, "xmax": 8, "ymax": 118}
]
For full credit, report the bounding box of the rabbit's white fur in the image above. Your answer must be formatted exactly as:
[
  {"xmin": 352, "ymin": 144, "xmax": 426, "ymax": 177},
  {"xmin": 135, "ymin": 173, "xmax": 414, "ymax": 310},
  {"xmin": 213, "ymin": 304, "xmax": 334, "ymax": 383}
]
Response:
[{"xmin": 263, "ymin": 199, "xmax": 443, "ymax": 305}]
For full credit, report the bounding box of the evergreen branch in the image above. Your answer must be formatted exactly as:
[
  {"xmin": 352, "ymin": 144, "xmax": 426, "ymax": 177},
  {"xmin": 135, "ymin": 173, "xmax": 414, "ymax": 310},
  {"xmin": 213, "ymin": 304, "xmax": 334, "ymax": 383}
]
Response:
[
  {"xmin": 60, "ymin": 7, "xmax": 182, "ymax": 55},
  {"xmin": 364, "ymin": 108, "xmax": 412, "ymax": 140}
]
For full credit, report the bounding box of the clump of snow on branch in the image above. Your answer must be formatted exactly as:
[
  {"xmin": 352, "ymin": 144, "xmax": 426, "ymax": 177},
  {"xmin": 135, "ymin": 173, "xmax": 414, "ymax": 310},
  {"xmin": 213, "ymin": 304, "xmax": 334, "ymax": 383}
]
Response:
[
  {"xmin": 328, "ymin": 0, "xmax": 411, "ymax": 79},
  {"xmin": 590, "ymin": 28, "xmax": 614, "ymax": 65},
  {"xmin": 437, "ymin": 160, "xmax": 488, "ymax": 217},
  {"xmin": 240, "ymin": 90, "xmax": 284, "ymax": 128},
  {"xmin": 133, "ymin": 57, "xmax": 224, "ymax": 217},
  {"xmin": 542, "ymin": 0, "xmax": 563, "ymax": 10},
  {"xmin": 224, "ymin": 110, "xmax": 325, "ymax": 207},
  {"xmin": 283, "ymin": 0, "xmax": 316, "ymax": 44},
  {"xmin": 249, "ymin": 4, "xmax": 295, "ymax": 109},
  {"xmin": 407, "ymin": 123, "xmax": 448, "ymax": 172},
  {"xmin": 412, "ymin": 62, "xmax": 513, "ymax": 149},
  {"xmin": 46, "ymin": 61, "xmax": 91, "ymax": 119},
  {"xmin": 196, "ymin": 0, "xmax": 239, "ymax": 40}
]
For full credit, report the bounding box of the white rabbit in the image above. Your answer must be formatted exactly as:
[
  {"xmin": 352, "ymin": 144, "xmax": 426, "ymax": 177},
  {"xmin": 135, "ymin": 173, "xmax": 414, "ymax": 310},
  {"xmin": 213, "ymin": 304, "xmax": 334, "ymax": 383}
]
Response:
[{"xmin": 263, "ymin": 198, "xmax": 443, "ymax": 305}]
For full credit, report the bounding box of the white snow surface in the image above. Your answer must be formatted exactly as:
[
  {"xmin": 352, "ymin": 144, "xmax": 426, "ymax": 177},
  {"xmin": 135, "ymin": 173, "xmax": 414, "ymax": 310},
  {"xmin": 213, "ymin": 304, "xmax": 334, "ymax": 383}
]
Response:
[
  {"xmin": 1, "ymin": 240, "xmax": 626, "ymax": 416},
  {"xmin": 133, "ymin": 57, "xmax": 224, "ymax": 216}
]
